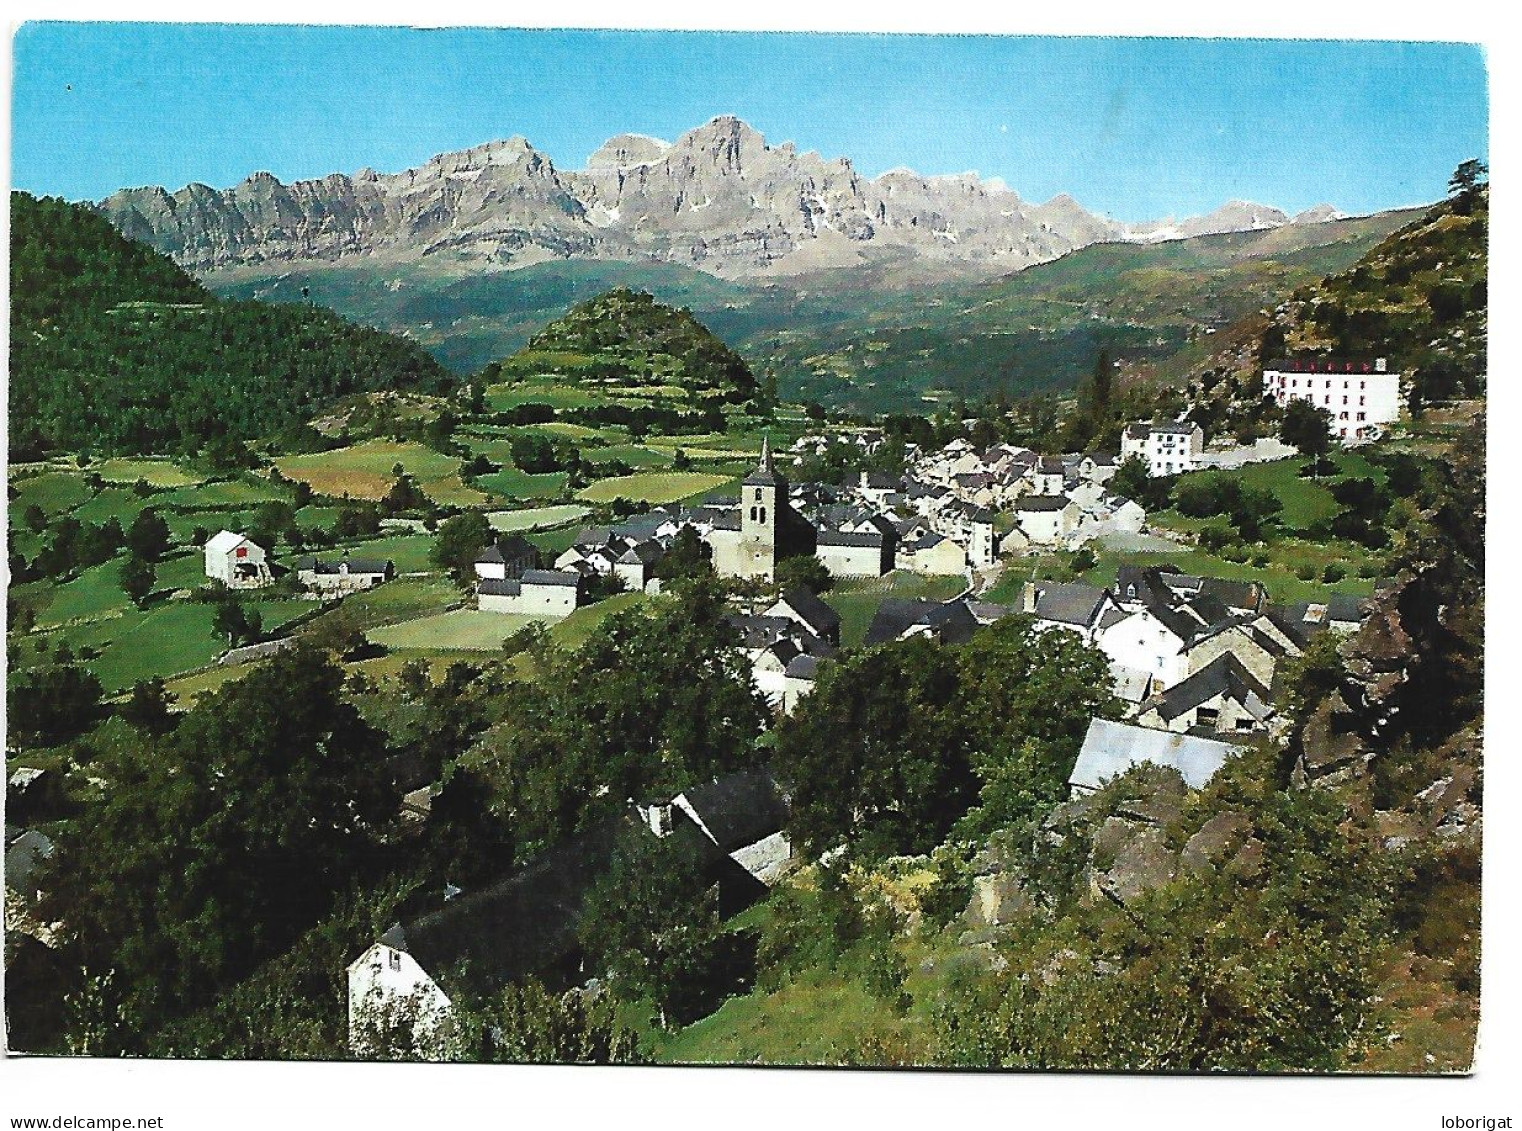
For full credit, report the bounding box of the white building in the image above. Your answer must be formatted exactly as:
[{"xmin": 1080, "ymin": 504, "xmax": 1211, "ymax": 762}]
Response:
[
  {"xmin": 1120, "ymin": 422, "xmax": 1205, "ymax": 477},
  {"xmin": 1261, "ymin": 357, "xmax": 1402, "ymax": 441},
  {"xmin": 203, "ymin": 530, "xmax": 272, "ymax": 589},
  {"xmin": 347, "ymin": 936, "xmax": 455, "ymax": 1059},
  {"xmin": 478, "ymin": 569, "xmax": 584, "ymax": 618}
]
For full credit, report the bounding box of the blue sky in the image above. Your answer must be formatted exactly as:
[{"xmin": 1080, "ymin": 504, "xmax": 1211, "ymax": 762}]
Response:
[{"xmin": 11, "ymin": 23, "xmax": 1488, "ymax": 219}]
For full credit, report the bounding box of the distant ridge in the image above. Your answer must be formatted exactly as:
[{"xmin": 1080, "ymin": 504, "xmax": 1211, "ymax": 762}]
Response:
[{"xmin": 97, "ymin": 116, "xmax": 1340, "ymax": 282}]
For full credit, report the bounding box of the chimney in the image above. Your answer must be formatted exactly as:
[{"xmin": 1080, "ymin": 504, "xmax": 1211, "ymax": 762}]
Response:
[{"xmin": 1022, "ymin": 580, "xmax": 1041, "ymax": 614}]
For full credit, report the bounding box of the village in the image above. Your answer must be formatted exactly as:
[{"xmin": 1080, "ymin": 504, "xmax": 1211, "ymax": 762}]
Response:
[{"xmin": 130, "ymin": 358, "xmax": 1403, "ymax": 1050}]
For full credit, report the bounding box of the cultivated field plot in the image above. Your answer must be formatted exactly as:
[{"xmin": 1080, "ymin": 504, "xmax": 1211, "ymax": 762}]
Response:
[
  {"xmin": 95, "ymin": 458, "xmax": 208, "ymax": 488},
  {"xmin": 369, "ymin": 608, "xmax": 542, "ymax": 651},
  {"xmin": 473, "ymin": 466, "xmax": 569, "ymax": 501},
  {"xmin": 272, "ymin": 439, "xmax": 486, "ymax": 505},
  {"xmin": 159, "ymin": 477, "xmax": 290, "ymax": 509},
  {"xmin": 577, "ymin": 470, "xmax": 730, "ymax": 505},
  {"xmin": 487, "ymin": 505, "xmax": 590, "ymax": 532},
  {"xmin": 11, "ymin": 470, "xmax": 94, "ymax": 516}
]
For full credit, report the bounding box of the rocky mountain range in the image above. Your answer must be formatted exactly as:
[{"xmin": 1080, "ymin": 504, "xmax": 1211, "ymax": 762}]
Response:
[{"xmin": 98, "ymin": 115, "xmax": 1343, "ymax": 281}]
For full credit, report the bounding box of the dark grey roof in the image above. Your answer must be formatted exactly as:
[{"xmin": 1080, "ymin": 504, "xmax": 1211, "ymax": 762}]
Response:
[
  {"xmin": 382, "ymin": 815, "xmax": 630, "ymax": 990},
  {"xmin": 862, "ymin": 472, "xmax": 899, "ymax": 490},
  {"xmin": 1016, "ymin": 496, "xmax": 1069, "ymax": 512},
  {"xmin": 617, "ymin": 540, "xmax": 664, "ymax": 565},
  {"xmin": 816, "ymin": 529, "xmax": 883, "ymax": 548},
  {"xmin": 478, "ymin": 577, "xmax": 522, "ymax": 597},
  {"xmin": 1144, "ymin": 654, "xmax": 1272, "ymax": 723},
  {"xmin": 785, "ymin": 654, "xmax": 822, "ymax": 680},
  {"xmin": 863, "ymin": 598, "xmax": 979, "ymax": 647},
  {"xmin": 573, "ymin": 526, "xmax": 614, "ymax": 547},
  {"xmin": 494, "ymin": 533, "xmax": 538, "ymax": 559},
  {"xmin": 522, "ymin": 569, "xmax": 582, "ymax": 588},
  {"xmin": 1325, "ymin": 592, "xmax": 1366, "ymax": 624},
  {"xmin": 677, "ymin": 768, "xmax": 789, "ymax": 854},
  {"xmin": 1030, "ymin": 581, "xmax": 1108, "ymax": 628},
  {"xmin": 298, "ymin": 556, "xmax": 393, "ymax": 576},
  {"xmin": 1264, "ymin": 357, "xmax": 1391, "ymax": 375},
  {"xmin": 1037, "ymin": 456, "xmax": 1065, "ymax": 474},
  {"xmin": 774, "ymin": 589, "xmax": 841, "ymax": 639}
]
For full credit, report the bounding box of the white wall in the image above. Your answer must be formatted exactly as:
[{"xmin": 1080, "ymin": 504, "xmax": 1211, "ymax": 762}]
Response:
[
  {"xmin": 346, "ymin": 942, "xmax": 454, "ymax": 1058},
  {"xmin": 1095, "ymin": 608, "xmax": 1189, "ymax": 689},
  {"xmin": 1262, "ymin": 368, "xmax": 1401, "ymax": 440}
]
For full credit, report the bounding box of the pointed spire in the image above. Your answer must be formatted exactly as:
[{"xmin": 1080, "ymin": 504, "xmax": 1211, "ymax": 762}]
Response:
[{"xmin": 743, "ymin": 434, "xmax": 782, "ymax": 487}]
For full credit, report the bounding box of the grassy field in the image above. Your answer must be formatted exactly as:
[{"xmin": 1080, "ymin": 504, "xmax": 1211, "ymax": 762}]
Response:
[
  {"xmin": 825, "ymin": 572, "xmax": 970, "ymax": 648},
  {"xmin": 369, "ymin": 608, "xmax": 542, "ymax": 651},
  {"xmin": 474, "ymin": 466, "xmax": 570, "ymax": 501},
  {"xmin": 12, "ymin": 471, "xmax": 94, "ymax": 515},
  {"xmin": 159, "ymin": 476, "xmax": 290, "ymax": 509},
  {"xmin": 331, "ymin": 532, "xmax": 438, "ymax": 574},
  {"xmin": 95, "ymin": 458, "xmax": 208, "ymax": 488},
  {"xmin": 311, "ymin": 575, "xmax": 460, "ymax": 630},
  {"xmin": 273, "ymin": 440, "xmax": 485, "ymax": 505},
  {"xmin": 987, "ymin": 542, "xmax": 1376, "ymax": 607},
  {"xmin": 487, "ymin": 505, "xmax": 590, "ymax": 532},
  {"xmin": 577, "ymin": 471, "xmax": 731, "ymax": 505}
]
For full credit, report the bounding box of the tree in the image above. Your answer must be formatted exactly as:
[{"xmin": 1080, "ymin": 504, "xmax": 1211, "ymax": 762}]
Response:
[
  {"xmin": 120, "ymin": 677, "xmax": 175, "ymax": 734},
  {"xmin": 652, "ymin": 525, "xmax": 714, "ymax": 584},
  {"xmin": 126, "ymin": 507, "xmax": 172, "ymax": 562},
  {"xmin": 577, "ymin": 822, "xmax": 727, "ymax": 1028},
  {"xmin": 431, "ymin": 512, "xmax": 492, "ymax": 582},
  {"xmin": 474, "ymin": 982, "xmax": 646, "ymax": 1064},
  {"xmin": 39, "ymin": 647, "xmax": 394, "ymax": 1047},
  {"xmin": 1448, "ymin": 159, "xmax": 1488, "ymax": 200},
  {"xmin": 119, "ymin": 552, "xmax": 156, "ymax": 608},
  {"xmin": 7, "ymin": 662, "xmax": 104, "ymax": 747},
  {"xmin": 952, "ymin": 615, "xmax": 1120, "ymax": 837},
  {"xmin": 1279, "ymin": 398, "xmax": 1335, "ymax": 478},
  {"xmin": 776, "ymin": 636, "xmax": 972, "ymax": 859},
  {"xmin": 211, "ymin": 599, "xmax": 260, "ymax": 647},
  {"xmin": 1109, "ymin": 454, "xmax": 1170, "ymax": 510},
  {"xmin": 774, "ymin": 553, "xmax": 833, "ymax": 595}
]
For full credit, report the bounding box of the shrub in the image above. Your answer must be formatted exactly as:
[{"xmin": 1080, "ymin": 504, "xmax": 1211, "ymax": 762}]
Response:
[{"xmin": 1322, "ymin": 563, "xmax": 1348, "ymax": 583}]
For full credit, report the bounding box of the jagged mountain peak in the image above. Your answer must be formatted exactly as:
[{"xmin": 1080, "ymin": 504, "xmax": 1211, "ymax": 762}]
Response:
[{"xmin": 94, "ymin": 118, "xmax": 1322, "ymax": 281}]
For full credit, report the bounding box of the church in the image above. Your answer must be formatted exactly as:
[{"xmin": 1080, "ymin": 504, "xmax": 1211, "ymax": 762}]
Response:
[{"xmin": 707, "ymin": 439, "xmax": 817, "ymax": 581}]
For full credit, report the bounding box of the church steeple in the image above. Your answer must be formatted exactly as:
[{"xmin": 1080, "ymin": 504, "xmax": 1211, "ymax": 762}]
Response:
[{"xmin": 743, "ymin": 435, "xmax": 782, "ymax": 488}]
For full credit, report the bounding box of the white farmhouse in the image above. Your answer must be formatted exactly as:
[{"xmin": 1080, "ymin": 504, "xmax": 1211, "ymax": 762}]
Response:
[
  {"xmin": 1120, "ymin": 422, "xmax": 1205, "ymax": 477},
  {"xmin": 1261, "ymin": 357, "xmax": 1402, "ymax": 441},
  {"xmin": 203, "ymin": 530, "xmax": 272, "ymax": 589}
]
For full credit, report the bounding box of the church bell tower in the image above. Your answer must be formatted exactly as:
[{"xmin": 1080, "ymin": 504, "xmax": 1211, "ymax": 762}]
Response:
[{"xmin": 738, "ymin": 437, "xmax": 786, "ymax": 580}]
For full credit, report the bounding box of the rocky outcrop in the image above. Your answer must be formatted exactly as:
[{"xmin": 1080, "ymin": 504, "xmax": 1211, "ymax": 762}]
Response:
[
  {"xmin": 97, "ymin": 116, "xmax": 1326, "ymax": 280},
  {"xmin": 962, "ymin": 763, "xmax": 1266, "ymax": 936}
]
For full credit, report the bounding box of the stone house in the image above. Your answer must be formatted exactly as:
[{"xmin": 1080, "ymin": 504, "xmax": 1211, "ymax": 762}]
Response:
[
  {"xmin": 295, "ymin": 554, "xmax": 394, "ymax": 594},
  {"xmin": 1135, "ymin": 653, "xmax": 1275, "ymax": 737},
  {"xmin": 474, "ymin": 534, "xmax": 539, "ymax": 581}
]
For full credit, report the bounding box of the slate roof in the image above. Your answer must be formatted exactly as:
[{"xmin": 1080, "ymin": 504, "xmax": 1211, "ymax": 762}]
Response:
[
  {"xmin": 1069, "ymin": 719, "xmax": 1244, "ymax": 792},
  {"xmin": 478, "ymin": 534, "xmax": 537, "ymax": 566},
  {"xmin": 773, "ymin": 589, "xmax": 842, "ymax": 640},
  {"xmin": 295, "ymin": 556, "xmax": 393, "ymax": 576},
  {"xmin": 4, "ymin": 829, "xmax": 55, "ymax": 896},
  {"xmin": 1264, "ymin": 357, "xmax": 1391, "ymax": 374},
  {"xmin": 478, "ymin": 577, "xmax": 522, "ymax": 598},
  {"xmin": 1109, "ymin": 662, "xmax": 1154, "ymax": 704},
  {"xmin": 676, "ymin": 768, "xmax": 790, "ymax": 855},
  {"xmin": 521, "ymin": 569, "xmax": 582, "ymax": 588},
  {"xmin": 1143, "ymin": 654, "xmax": 1273, "ymax": 724},
  {"xmin": 1029, "ymin": 581, "xmax": 1108, "ymax": 628},
  {"xmin": 380, "ymin": 815, "xmax": 631, "ymax": 991},
  {"xmin": 784, "ymin": 654, "xmax": 822, "ymax": 680},
  {"xmin": 863, "ymin": 599, "xmax": 979, "ymax": 647},
  {"xmin": 617, "ymin": 540, "xmax": 664, "ymax": 566},
  {"xmin": 1016, "ymin": 496, "xmax": 1070, "ymax": 512},
  {"xmin": 817, "ymin": 529, "xmax": 884, "ymax": 548}
]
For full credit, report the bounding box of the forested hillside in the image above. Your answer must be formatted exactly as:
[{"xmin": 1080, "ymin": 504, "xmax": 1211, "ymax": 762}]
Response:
[
  {"xmin": 1262, "ymin": 178, "xmax": 1487, "ymax": 406},
  {"xmin": 10, "ymin": 193, "xmax": 452, "ymax": 459}
]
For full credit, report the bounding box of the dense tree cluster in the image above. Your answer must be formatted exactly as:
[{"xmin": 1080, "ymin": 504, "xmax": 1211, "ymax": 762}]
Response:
[
  {"xmin": 10, "ymin": 192, "xmax": 452, "ymax": 457},
  {"xmin": 776, "ymin": 616, "xmax": 1119, "ymax": 859}
]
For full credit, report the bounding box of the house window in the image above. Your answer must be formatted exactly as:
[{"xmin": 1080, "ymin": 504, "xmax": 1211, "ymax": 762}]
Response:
[
  {"xmin": 754, "ymin": 488, "xmax": 763, "ymax": 501},
  {"xmin": 749, "ymin": 506, "xmax": 757, "ymax": 521},
  {"xmin": 236, "ymin": 547, "xmax": 248, "ymax": 559},
  {"xmin": 389, "ymin": 951, "xmax": 401, "ymax": 972},
  {"xmin": 1197, "ymin": 706, "xmax": 1220, "ymax": 728},
  {"xmin": 759, "ymin": 507, "xmax": 766, "ymax": 524},
  {"xmin": 1357, "ymin": 412, "xmax": 1366, "ymax": 421}
]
